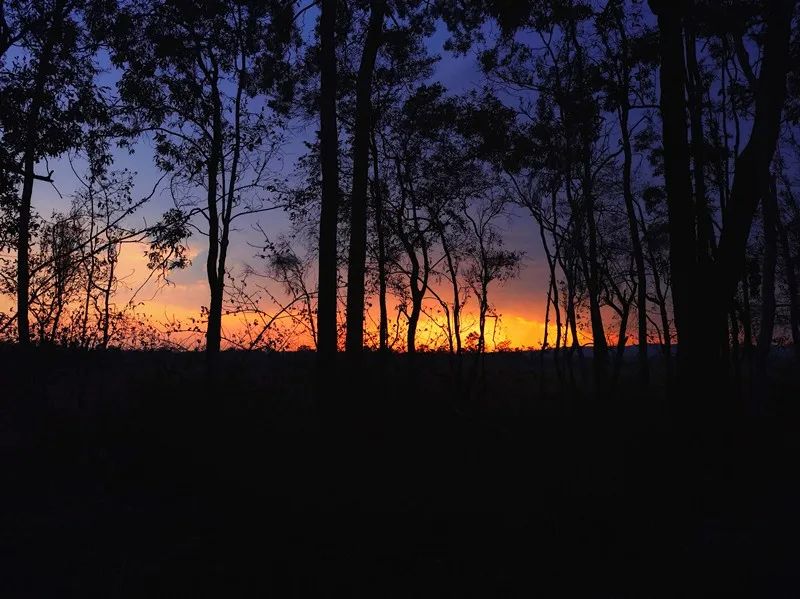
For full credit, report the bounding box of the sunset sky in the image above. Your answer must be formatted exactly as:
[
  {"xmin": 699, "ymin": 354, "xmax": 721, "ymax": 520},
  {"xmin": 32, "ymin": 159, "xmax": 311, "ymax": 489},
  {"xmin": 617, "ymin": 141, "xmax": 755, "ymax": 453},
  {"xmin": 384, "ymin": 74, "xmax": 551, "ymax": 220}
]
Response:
[{"xmin": 3, "ymin": 20, "xmax": 564, "ymax": 350}]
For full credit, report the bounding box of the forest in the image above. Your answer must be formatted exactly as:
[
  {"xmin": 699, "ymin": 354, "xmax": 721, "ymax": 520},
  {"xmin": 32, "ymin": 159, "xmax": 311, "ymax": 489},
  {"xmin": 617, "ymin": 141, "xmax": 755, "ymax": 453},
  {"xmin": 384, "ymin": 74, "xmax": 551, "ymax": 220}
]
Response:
[
  {"xmin": 2, "ymin": 0, "xmax": 800, "ymax": 596},
  {"xmin": 0, "ymin": 0, "xmax": 798, "ymax": 379}
]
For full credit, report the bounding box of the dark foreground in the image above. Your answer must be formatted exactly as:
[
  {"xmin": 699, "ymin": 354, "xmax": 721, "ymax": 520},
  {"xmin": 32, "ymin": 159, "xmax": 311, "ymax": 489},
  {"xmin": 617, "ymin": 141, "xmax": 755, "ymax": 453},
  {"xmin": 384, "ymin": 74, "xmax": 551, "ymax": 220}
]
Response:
[{"xmin": 1, "ymin": 348, "xmax": 799, "ymax": 597}]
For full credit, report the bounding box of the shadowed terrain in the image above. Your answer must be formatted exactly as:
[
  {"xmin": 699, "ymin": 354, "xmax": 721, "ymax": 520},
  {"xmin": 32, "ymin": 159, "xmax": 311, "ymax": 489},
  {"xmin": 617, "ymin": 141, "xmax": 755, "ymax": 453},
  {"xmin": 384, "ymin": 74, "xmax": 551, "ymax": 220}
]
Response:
[{"xmin": 2, "ymin": 348, "xmax": 798, "ymax": 597}]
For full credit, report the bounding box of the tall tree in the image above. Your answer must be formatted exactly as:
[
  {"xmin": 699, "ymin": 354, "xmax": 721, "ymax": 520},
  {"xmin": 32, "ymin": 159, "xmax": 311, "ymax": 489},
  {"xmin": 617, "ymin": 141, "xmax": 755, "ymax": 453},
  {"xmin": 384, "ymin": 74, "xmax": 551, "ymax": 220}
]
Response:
[
  {"xmin": 649, "ymin": 0, "xmax": 699, "ymax": 382},
  {"xmin": 757, "ymin": 177, "xmax": 778, "ymax": 365},
  {"xmin": 316, "ymin": 0, "xmax": 340, "ymax": 362},
  {"xmin": 597, "ymin": 0, "xmax": 655, "ymax": 386},
  {"xmin": 344, "ymin": 0, "xmax": 385, "ymax": 356},
  {"xmin": 712, "ymin": 0, "xmax": 794, "ymax": 365},
  {"xmin": 650, "ymin": 0, "xmax": 794, "ymax": 390},
  {"xmin": 0, "ymin": 0, "xmax": 106, "ymax": 345},
  {"xmin": 114, "ymin": 0, "xmax": 296, "ymax": 356}
]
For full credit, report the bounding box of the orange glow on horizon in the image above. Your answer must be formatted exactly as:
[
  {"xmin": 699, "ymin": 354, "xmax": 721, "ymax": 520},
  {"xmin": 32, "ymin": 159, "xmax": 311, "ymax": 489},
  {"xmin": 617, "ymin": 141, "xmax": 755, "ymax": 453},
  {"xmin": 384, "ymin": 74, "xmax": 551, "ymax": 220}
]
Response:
[{"xmin": 2, "ymin": 242, "xmax": 635, "ymax": 351}]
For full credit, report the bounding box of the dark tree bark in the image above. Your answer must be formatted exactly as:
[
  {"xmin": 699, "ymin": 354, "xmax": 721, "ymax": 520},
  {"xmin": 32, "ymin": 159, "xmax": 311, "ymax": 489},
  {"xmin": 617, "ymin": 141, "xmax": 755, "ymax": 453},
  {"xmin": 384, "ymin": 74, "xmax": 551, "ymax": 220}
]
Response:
[
  {"xmin": 619, "ymin": 102, "xmax": 649, "ymax": 386},
  {"xmin": 370, "ymin": 133, "xmax": 388, "ymax": 352},
  {"xmin": 584, "ymin": 185, "xmax": 609, "ymax": 394},
  {"xmin": 609, "ymin": 284, "xmax": 634, "ymax": 392},
  {"xmin": 316, "ymin": 0, "xmax": 340, "ymax": 362},
  {"xmin": 650, "ymin": 1, "xmax": 699, "ymax": 380},
  {"xmin": 345, "ymin": 0, "xmax": 385, "ymax": 356},
  {"xmin": 205, "ymin": 72, "xmax": 224, "ymax": 356},
  {"xmin": 394, "ymin": 161, "xmax": 429, "ymax": 354},
  {"xmin": 713, "ymin": 0, "xmax": 793, "ymax": 358},
  {"xmin": 685, "ymin": 25, "xmax": 715, "ymax": 263},
  {"xmin": 17, "ymin": 11, "xmax": 60, "ymax": 345},
  {"xmin": 741, "ymin": 277, "xmax": 753, "ymax": 358},
  {"xmin": 437, "ymin": 223, "xmax": 462, "ymax": 354},
  {"xmin": 776, "ymin": 208, "xmax": 800, "ymax": 359},
  {"xmin": 637, "ymin": 203, "xmax": 673, "ymax": 379},
  {"xmin": 756, "ymin": 178, "xmax": 778, "ymax": 363}
]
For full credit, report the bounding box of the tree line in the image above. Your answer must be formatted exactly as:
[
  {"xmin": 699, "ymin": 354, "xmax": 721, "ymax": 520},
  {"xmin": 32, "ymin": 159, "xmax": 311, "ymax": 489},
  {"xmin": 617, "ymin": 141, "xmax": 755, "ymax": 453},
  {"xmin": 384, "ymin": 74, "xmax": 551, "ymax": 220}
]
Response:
[{"xmin": 1, "ymin": 0, "xmax": 799, "ymax": 392}]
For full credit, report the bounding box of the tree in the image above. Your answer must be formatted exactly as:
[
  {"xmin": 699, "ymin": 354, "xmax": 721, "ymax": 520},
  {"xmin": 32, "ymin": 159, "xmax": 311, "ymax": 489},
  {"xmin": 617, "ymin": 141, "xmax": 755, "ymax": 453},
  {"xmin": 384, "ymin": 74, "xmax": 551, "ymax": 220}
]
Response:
[
  {"xmin": 596, "ymin": 0, "xmax": 657, "ymax": 386},
  {"xmin": 345, "ymin": 0, "xmax": 386, "ymax": 356},
  {"xmin": 0, "ymin": 0, "xmax": 105, "ymax": 345},
  {"xmin": 316, "ymin": 0, "xmax": 340, "ymax": 362},
  {"xmin": 114, "ymin": 0, "xmax": 297, "ymax": 356},
  {"xmin": 463, "ymin": 192, "xmax": 521, "ymax": 355},
  {"xmin": 649, "ymin": 0, "xmax": 795, "ymax": 392}
]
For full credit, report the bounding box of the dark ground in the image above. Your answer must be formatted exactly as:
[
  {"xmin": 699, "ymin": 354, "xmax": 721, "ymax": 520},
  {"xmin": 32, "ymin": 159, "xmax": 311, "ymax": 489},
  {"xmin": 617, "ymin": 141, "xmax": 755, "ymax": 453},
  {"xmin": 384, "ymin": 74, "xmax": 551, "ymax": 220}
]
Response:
[{"xmin": 1, "ymin": 347, "xmax": 799, "ymax": 597}]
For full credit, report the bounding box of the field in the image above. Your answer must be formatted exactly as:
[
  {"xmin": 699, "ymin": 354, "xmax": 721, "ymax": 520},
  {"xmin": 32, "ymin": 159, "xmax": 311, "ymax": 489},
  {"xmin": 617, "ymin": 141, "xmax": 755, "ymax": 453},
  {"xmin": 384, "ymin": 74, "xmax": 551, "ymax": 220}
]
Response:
[{"xmin": 1, "ymin": 348, "xmax": 799, "ymax": 596}]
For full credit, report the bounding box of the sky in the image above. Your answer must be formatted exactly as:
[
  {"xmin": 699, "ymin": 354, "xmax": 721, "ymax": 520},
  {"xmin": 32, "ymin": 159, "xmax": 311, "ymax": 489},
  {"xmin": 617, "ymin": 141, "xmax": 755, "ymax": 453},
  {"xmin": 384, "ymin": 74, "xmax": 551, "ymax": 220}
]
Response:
[{"xmin": 2, "ymin": 15, "xmax": 557, "ymax": 350}]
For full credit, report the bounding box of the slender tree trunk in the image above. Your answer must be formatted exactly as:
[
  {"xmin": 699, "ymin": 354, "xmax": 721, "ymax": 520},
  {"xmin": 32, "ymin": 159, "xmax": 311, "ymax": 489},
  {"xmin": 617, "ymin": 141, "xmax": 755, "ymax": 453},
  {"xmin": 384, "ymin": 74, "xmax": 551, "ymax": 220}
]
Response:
[
  {"xmin": 407, "ymin": 281, "xmax": 421, "ymax": 354},
  {"xmin": 566, "ymin": 273, "xmax": 580, "ymax": 351},
  {"xmin": 713, "ymin": 0, "xmax": 793, "ymax": 366},
  {"xmin": 685, "ymin": 26, "xmax": 715, "ymax": 263},
  {"xmin": 478, "ymin": 279, "xmax": 488, "ymax": 355},
  {"xmin": 370, "ymin": 133, "xmax": 388, "ymax": 352},
  {"xmin": 614, "ymin": 12, "xmax": 649, "ymax": 387},
  {"xmin": 688, "ymin": 24, "xmax": 734, "ymax": 377},
  {"xmin": 610, "ymin": 294, "xmax": 633, "ymax": 392},
  {"xmin": 17, "ymin": 24, "xmax": 58, "ymax": 345},
  {"xmin": 317, "ymin": 0, "xmax": 340, "ymax": 361},
  {"xmin": 345, "ymin": 0, "xmax": 385, "ymax": 356},
  {"xmin": 777, "ymin": 208, "xmax": 800, "ymax": 359},
  {"xmin": 208, "ymin": 56, "xmax": 244, "ymax": 358},
  {"xmin": 541, "ymin": 276, "xmax": 553, "ymax": 394},
  {"xmin": 205, "ymin": 81, "xmax": 223, "ymax": 356},
  {"xmin": 730, "ymin": 309, "xmax": 741, "ymax": 386},
  {"xmin": 439, "ymin": 228, "xmax": 461, "ymax": 354},
  {"xmin": 741, "ymin": 278, "xmax": 753, "ymax": 358},
  {"xmin": 101, "ymin": 243, "xmax": 114, "ymax": 349},
  {"xmin": 757, "ymin": 178, "xmax": 778, "ymax": 364},
  {"xmin": 50, "ymin": 228, "xmax": 65, "ymax": 343},
  {"xmin": 651, "ymin": 2, "xmax": 699, "ymax": 383},
  {"xmin": 411, "ymin": 232, "xmax": 430, "ymax": 354},
  {"xmin": 207, "ymin": 283, "xmax": 223, "ymax": 353},
  {"xmin": 81, "ymin": 189, "xmax": 96, "ymax": 348},
  {"xmin": 619, "ymin": 104, "xmax": 649, "ymax": 386},
  {"xmin": 584, "ymin": 179, "xmax": 609, "ymax": 396},
  {"xmin": 638, "ymin": 203, "xmax": 672, "ymax": 378}
]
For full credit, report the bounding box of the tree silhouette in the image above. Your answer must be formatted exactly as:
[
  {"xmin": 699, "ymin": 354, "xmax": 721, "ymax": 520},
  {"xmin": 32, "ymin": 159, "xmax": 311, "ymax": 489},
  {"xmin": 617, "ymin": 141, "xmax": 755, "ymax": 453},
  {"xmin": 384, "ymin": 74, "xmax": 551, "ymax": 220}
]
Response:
[
  {"xmin": 345, "ymin": 0, "xmax": 386, "ymax": 357},
  {"xmin": 112, "ymin": 0, "xmax": 297, "ymax": 357},
  {"xmin": 1, "ymin": 0, "xmax": 107, "ymax": 345}
]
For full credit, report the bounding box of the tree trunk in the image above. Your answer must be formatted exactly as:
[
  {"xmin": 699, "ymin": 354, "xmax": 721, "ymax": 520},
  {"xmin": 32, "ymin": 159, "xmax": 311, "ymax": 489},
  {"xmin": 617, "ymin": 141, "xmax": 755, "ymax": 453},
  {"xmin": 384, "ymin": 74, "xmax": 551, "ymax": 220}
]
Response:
[
  {"xmin": 208, "ymin": 53, "xmax": 245, "ymax": 357},
  {"xmin": 345, "ymin": 0, "xmax": 385, "ymax": 356},
  {"xmin": 638, "ymin": 203, "xmax": 673, "ymax": 379},
  {"xmin": 370, "ymin": 133, "xmax": 388, "ymax": 352},
  {"xmin": 685, "ymin": 26, "xmax": 715, "ymax": 263},
  {"xmin": 613, "ymin": 11, "xmax": 649, "ymax": 387},
  {"xmin": 777, "ymin": 208, "xmax": 800, "ymax": 359},
  {"xmin": 407, "ymin": 283, "xmax": 421, "ymax": 354},
  {"xmin": 650, "ymin": 2, "xmax": 699, "ymax": 383},
  {"xmin": 17, "ymin": 22, "xmax": 58, "ymax": 345},
  {"xmin": 101, "ymin": 242, "xmax": 114, "ymax": 349},
  {"xmin": 619, "ymin": 104, "xmax": 649, "ymax": 386},
  {"xmin": 205, "ymin": 78, "xmax": 223, "ymax": 356},
  {"xmin": 584, "ymin": 176, "xmax": 609, "ymax": 396},
  {"xmin": 610, "ymin": 293, "xmax": 633, "ymax": 392},
  {"xmin": 438, "ymin": 228, "xmax": 461, "ymax": 354},
  {"xmin": 207, "ymin": 283, "xmax": 223, "ymax": 355},
  {"xmin": 317, "ymin": 0, "xmax": 340, "ymax": 361},
  {"xmin": 741, "ymin": 277, "xmax": 753, "ymax": 358},
  {"xmin": 478, "ymin": 280, "xmax": 488, "ymax": 354},
  {"xmin": 756, "ymin": 178, "xmax": 778, "ymax": 364},
  {"xmin": 713, "ymin": 0, "xmax": 793, "ymax": 367}
]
